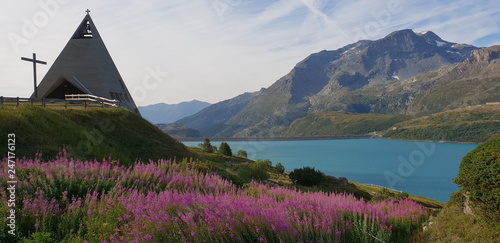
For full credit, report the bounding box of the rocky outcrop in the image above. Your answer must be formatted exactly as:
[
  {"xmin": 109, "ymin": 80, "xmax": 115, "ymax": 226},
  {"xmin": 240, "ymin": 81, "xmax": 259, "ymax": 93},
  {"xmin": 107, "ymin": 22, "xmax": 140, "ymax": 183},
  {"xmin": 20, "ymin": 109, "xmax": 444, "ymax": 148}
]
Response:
[{"xmin": 465, "ymin": 45, "xmax": 500, "ymax": 64}]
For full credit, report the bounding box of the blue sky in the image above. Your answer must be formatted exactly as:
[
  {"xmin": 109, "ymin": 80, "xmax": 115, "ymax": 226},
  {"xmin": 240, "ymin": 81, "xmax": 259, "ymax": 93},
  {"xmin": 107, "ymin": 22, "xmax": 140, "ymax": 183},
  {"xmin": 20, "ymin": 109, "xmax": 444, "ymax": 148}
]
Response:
[{"xmin": 1, "ymin": 0, "xmax": 499, "ymax": 106}]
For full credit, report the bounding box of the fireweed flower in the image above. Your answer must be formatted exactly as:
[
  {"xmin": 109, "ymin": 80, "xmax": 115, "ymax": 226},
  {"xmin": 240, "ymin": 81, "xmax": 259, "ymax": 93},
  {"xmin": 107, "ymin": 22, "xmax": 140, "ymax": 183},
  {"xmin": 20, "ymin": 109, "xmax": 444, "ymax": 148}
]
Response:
[{"xmin": 0, "ymin": 155, "xmax": 428, "ymax": 242}]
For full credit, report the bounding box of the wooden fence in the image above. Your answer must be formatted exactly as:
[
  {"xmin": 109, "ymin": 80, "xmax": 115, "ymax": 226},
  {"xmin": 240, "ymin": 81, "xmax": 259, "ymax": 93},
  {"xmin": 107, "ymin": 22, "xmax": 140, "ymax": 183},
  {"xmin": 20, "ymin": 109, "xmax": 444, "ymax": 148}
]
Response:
[{"xmin": 0, "ymin": 95, "xmax": 119, "ymax": 109}]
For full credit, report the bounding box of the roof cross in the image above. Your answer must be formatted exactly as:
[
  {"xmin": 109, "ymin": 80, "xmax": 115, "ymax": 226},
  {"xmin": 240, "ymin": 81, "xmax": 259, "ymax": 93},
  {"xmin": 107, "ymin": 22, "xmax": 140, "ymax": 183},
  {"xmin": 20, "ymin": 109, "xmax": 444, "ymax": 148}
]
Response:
[{"xmin": 86, "ymin": 9, "xmax": 91, "ymax": 14}]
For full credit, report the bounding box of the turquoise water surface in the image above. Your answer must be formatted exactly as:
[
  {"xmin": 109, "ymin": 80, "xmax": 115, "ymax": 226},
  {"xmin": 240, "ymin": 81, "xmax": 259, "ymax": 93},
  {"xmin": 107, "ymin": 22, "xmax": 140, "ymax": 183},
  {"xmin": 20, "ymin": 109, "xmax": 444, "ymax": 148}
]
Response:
[{"xmin": 183, "ymin": 139, "xmax": 477, "ymax": 202}]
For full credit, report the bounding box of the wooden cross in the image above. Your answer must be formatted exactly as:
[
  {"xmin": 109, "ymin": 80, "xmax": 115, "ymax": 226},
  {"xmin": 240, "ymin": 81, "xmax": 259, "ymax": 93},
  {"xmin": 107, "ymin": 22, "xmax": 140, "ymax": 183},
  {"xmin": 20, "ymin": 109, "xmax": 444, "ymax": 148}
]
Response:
[
  {"xmin": 21, "ymin": 53, "xmax": 47, "ymax": 99},
  {"xmin": 86, "ymin": 9, "xmax": 91, "ymax": 14}
]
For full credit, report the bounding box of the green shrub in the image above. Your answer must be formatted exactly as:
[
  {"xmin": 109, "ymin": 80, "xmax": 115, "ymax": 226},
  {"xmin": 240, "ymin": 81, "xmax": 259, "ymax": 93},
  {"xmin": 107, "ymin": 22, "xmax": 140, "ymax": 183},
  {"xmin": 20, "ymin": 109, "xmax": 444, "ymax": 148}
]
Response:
[
  {"xmin": 219, "ymin": 142, "xmax": 232, "ymax": 156},
  {"xmin": 275, "ymin": 162, "xmax": 285, "ymax": 174},
  {"xmin": 448, "ymin": 191, "xmax": 466, "ymax": 207},
  {"xmin": 289, "ymin": 166, "xmax": 325, "ymax": 186},
  {"xmin": 237, "ymin": 150, "xmax": 247, "ymax": 158},
  {"xmin": 199, "ymin": 138, "xmax": 214, "ymax": 153},
  {"xmin": 236, "ymin": 161, "xmax": 270, "ymax": 182},
  {"xmin": 454, "ymin": 134, "xmax": 500, "ymax": 225},
  {"xmin": 23, "ymin": 232, "xmax": 56, "ymax": 243}
]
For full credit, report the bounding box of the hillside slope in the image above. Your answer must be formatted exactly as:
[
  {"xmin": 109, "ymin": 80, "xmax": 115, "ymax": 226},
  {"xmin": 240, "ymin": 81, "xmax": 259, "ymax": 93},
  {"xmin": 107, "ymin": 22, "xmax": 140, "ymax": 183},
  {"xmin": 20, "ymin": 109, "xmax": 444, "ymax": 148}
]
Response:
[
  {"xmin": 283, "ymin": 112, "xmax": 413, "ymax": 137},
  {"xmin": 0, "ymin": 106, "xmax": 194, "ymax": 165},
  {"xmin": 384, "ymin": 104, "xmax": 500, "ymax": 143}
]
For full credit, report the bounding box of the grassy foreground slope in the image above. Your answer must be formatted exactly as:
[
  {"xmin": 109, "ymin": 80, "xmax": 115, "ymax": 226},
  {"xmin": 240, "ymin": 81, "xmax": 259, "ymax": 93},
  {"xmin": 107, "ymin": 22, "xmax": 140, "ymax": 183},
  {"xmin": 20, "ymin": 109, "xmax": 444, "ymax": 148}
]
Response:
[
  {"xmin": 384, "ymin": 104, "xmax": 500, "ymax": 143},
  {"xmin": 0, "ymin": 106, "xmax": 194, "ymax": 165}
]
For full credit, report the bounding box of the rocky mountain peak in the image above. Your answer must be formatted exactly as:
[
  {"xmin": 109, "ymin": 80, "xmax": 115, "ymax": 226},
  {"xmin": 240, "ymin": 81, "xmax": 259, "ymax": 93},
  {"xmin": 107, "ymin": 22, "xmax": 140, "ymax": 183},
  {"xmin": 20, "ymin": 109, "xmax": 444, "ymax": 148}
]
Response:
[
  {"xmin": 415, "ymin": 30, "xmax": 446, "ymax": 44},
  {"xmin": 465, "ymin": 45, "xmax": 500, "ymax": 64}
]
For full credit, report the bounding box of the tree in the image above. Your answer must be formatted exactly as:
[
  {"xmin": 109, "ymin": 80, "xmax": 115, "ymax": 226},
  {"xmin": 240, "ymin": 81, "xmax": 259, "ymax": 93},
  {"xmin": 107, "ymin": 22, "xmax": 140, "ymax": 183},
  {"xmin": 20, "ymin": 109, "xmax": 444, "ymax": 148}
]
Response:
[
  {"xmin": 199, "ymin": 138, "xmax": 214, "ymax": 153},
  {"xmin": 289, "ymin": 166, "xmax": 325, "ymax": 186},
  {"xmin": 454, "ymin": 135, "xmax": 500, "ymax": 225},
  {"xmin": 237, "ymin": 150, "xmax": 247, "ymax": 158},
  {"xmin": 275, "ymin": 162, "xmax": 285, "ymax": 174},
  {"xmin": 219, "ymin": 142, "xmax": 232, "ymax": 156}
]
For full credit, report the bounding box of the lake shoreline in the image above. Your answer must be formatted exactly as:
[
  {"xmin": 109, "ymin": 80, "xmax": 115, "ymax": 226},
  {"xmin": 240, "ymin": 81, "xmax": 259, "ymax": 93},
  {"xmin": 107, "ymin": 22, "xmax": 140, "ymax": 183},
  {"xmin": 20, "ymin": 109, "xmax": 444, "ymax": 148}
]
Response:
[
  {"xmin": 177, "ymin": 135, "xmax": 481, "ymax": 144},
  {"xmin": 177, "ymin": 135, "xmax": 372, "ymax": 142}
]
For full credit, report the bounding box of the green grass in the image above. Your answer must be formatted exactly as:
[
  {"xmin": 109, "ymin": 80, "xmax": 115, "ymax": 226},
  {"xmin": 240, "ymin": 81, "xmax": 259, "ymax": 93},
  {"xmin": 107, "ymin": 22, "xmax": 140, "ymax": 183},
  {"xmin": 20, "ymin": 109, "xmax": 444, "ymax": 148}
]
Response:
[
  {"xmin": 384, "ymin": 104, "xmax": 500, "ymax": 143},
  {"xmin": 352, "ymin": 182, "xmax": 444, "ymax": 210},
  {"xmin": 0, "ymin": 106, "xmax": 194, "ymax": 166},
  {"xmin": 282, "ymin": 111, "xmax": 414, "ymax": 137},
  {"xmin": 422, "ymin": 194, "xmax": 500, "ymax": 242}
]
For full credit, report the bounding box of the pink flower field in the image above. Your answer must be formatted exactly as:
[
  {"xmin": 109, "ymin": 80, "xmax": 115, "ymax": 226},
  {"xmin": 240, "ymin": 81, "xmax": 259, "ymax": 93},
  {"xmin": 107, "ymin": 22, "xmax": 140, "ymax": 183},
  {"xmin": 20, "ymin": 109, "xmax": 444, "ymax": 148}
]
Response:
[{"xmin": 1, "ymin": 152, "xmax": 428, "ymax": 242}]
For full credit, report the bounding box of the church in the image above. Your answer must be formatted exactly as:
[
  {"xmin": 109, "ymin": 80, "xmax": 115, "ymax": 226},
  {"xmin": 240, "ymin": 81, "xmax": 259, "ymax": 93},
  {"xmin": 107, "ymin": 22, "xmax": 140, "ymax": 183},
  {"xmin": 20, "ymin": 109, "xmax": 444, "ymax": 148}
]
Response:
[{"xmin": 33, "ymin": 10, "xmax": 140, "ymax": 114}]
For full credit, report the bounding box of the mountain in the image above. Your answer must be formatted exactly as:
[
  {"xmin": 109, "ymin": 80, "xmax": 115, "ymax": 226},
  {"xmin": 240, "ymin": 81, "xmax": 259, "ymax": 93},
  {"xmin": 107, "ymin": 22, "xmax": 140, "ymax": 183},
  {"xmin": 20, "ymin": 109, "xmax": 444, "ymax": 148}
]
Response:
[
  {"xmin": 175, "ymin": 31, "xmax": 500, "ymax": 140},
  {"xmin": 138, "ymin": 100, "xmax": 211, "ymax": 124},
  {"xmin": 175, "ymin": 89, "xmax": 264, "ymax": 137},
  {"xmin": 188, "ymin": 29, "xmax": 482, "ymax": 137}
]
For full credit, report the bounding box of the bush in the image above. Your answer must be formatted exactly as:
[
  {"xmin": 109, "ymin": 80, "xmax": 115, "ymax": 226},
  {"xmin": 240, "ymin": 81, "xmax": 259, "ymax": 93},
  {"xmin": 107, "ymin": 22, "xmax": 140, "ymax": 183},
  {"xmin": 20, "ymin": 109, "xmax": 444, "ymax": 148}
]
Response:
[
  {"xmin": 275, "ymin": 162, "xmax": 285, "ymax": 174},
  {"xmin": 289, "ymin": 166, "xmax": 325, "ymax": 186},
  {"xmin": 454, "ymin": 134, "xmax": 500, "ymax": 225},
  {"xmin": 199, "ymin": 138, "xmax": 214, "ymax": 153},
  {"xmin": 219, "ymin": 142, "xmax": 232, "ymax": 156},
  {"xmin": 448, "ymin": 191, "xmax": 466, "ymax": 207},
  {"xmin": 237, "ymin": 150, "xmax": 247, "ymax": 158},
  {"xmin": 236, "ymin": 161, "xmax": 270, "ymax": 182}
]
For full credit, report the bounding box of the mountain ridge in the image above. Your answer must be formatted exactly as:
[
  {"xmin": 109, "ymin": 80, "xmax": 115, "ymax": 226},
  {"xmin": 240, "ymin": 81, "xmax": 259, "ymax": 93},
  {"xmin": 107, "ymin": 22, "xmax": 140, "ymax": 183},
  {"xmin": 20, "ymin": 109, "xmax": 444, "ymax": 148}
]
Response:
[
  {"xmin": 224, "ymin": 29, "xmax": 480, "ymax": 137},
  {"xmin": 139, "ymin": 99, "xmax": 211, "ymax": 124},
  {"xmin": 169, "ymin": 30, "xmax": 500, "ymax": 139}
]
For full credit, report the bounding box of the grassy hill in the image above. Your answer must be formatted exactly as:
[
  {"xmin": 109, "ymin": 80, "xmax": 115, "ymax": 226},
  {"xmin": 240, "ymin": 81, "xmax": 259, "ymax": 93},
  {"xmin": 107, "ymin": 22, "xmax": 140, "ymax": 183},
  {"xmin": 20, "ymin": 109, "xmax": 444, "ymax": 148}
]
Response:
[
  {"xmin": 384, "ymin": 104, "xmax": 500, "ymax": 143},
  {"xmin": 282, "ymin": 111, "xmax": 413, "ymax": 137},
  {"xmin": 0, "ymin": 106, "xmax": 194, "ymax": 165}
]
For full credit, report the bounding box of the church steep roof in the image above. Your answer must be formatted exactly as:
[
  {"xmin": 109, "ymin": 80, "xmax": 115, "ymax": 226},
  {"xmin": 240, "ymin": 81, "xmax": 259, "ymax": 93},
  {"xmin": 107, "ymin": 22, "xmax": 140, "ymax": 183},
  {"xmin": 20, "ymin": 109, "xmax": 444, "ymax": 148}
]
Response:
[{"xmin": 34, "ymin": 11, "xmax": 140, "ymax": 114}]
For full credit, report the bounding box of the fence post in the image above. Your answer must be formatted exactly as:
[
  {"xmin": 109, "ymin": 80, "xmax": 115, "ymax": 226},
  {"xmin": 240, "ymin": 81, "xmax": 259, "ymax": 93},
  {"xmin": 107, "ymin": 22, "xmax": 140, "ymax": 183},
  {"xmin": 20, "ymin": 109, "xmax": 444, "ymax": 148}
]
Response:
[
  {"xmin": 65, "ymin": 100, "xmax": 67, "ymax": 109},
  {"xmin": 84, "ymin": 101, "xmax": 87, "ymax": 108},
  {"xmin": 16, "ymin": 97, "xmax": 19, "ymax": 107},
  {"xmin": 42, "ymin": 99, "xmax": 45, "ymax": 107},
  {"xmin": 30, "ymin": 98, "xmax": 33, "ymax": 105},
  {"xmin": 0, "ymin": 96, "xmax": 3, "ymax": 106},
  {"xmin": 102, "ymin": 100, "xmax": 104, "ymax": 108}
]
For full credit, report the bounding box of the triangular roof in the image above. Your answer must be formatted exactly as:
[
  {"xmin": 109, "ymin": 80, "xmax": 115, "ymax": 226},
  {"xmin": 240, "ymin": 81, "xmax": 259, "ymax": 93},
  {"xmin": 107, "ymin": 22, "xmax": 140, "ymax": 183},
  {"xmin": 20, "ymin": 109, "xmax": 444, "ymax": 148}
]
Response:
[{"xmin": 35, "ymin": 12, "xmax": 140, "ymax": 114}]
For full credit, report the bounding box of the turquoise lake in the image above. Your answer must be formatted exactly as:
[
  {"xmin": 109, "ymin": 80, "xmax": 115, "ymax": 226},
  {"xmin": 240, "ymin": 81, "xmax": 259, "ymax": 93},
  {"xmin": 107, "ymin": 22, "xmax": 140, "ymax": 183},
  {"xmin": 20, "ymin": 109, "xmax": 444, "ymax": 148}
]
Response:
[{"xmin": 182, "ymin": 139, "xmax": 478, "ymax": 202}]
